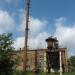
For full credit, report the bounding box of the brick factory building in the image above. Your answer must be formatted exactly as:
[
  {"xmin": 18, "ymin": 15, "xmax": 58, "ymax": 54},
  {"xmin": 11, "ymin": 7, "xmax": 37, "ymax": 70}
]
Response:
[
  {"xmin": 15, "ymin": 0, "xmax": 68, "ymax": 73},
  {"xmin": 14, "ymin": 37, "xmax": 68, "ymax": 73}
]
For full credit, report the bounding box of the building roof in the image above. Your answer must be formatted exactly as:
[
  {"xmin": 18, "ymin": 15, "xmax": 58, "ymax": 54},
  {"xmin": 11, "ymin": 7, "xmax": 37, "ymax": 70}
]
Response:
[{"xmin": 46, "ymin": 36, "xmax": 58, "ymax": 42}]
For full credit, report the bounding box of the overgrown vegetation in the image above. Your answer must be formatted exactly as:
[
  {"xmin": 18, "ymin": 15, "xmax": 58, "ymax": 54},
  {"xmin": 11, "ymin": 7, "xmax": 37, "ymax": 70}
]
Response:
[
  {"xmin": 13, "ymin": 71, "xmax": 75, "ymax": 75},
  {"xmin": 68, "ymin": 56, "xmax": 75, "ymax": 72},
  {"xmin": 0, "ymin": 33, "xmax": 16, "ymax": 75},
  {"xmin": 0, "ymin": 33, "xmax": 75, "ymax": 75}
]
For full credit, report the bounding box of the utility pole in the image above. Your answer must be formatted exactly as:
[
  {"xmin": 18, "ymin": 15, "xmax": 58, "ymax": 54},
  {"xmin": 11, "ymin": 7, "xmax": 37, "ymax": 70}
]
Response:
[{"xmin": 24, "ymin": 0, "xmax": 30, "ymax": 71}]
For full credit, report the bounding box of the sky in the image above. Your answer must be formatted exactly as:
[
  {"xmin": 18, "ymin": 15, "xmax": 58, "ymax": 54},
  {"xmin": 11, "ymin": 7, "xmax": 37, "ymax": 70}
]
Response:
[{"xmin": 0, "ymin": 0, "xmax": 75, "ymax": 56}]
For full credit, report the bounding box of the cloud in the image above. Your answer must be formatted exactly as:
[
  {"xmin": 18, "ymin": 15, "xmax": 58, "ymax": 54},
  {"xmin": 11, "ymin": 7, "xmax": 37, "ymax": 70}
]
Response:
[
  {"xmin": 19, "ymin": 12, "xmax": 48, "ymax": 37},
  {"xmin": 0, "ymin": 10, "xmax": 15, "ymax": 34},
  {"xmin": 17, "ymin": 9, "xmax": 48, "ymax": 39},
  {"xmin": 54, "ymin": 17, "xmax": 75, "ymax": 56},
  {"xmin": 13, "ymin": 32, "xmax": 49, "ymax": 50},
  {"xmin": 13, "ymin": 36, "xmax": 24, "ymax": 50},
  {"xmin": 0, "ymin": 9, "xmax": 49, "ymax": 50},
  {"xmin": 14, "ymin": 14, "xmax": 49, "ymax": 50},
  {"xmin": 14, "ymin": 15, "xmax": 75, "ymax": 56},
  {"xmin": 28, "ymin": 32, "xmax": 49, "ymax": 49}
]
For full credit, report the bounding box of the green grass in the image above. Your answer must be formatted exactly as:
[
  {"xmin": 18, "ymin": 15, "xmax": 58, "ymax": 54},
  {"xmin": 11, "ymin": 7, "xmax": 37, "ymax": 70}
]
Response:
[
  {"xmin": 26, "ymin": 72, "xmax": 75, "ymax": 75},
  {"xmin": 63, "ymin": 72, "xmax": 75, "ymax": 75},
  {"xmin": 14, "ymin": 71, "xmax": 75, "ymax": 75}
]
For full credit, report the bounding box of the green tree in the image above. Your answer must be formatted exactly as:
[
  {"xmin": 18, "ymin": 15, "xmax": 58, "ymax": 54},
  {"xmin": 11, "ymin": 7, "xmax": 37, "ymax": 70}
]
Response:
[
  {"xmin": 70, "ymin": 56, "xmax": 75, "ymax": 67},
  {"xmin": 0, "ymin": 33, "xmax": 15, "ymax": 75},
  {"xmin": 68, "ymin": 56, "xmax": 75, "ymax": 72}
]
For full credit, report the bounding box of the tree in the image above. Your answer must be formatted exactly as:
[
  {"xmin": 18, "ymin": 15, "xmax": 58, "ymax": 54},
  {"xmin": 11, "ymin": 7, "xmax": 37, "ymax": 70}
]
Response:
[
  {"xmin": 0, "ymin": 33, "xmax": 15, "ymax": 75},
  {"xmin": 70, "ymin": 56, "xmax": 75, "ymax": 67},
  {"xmin": 68, "ymin": 56, "xmax": 75, "ymax": 72}
]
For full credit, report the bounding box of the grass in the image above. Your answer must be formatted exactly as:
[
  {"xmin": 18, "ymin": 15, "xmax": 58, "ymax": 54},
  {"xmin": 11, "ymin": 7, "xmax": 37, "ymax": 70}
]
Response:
[
  {"xmin": 63, "ymin": 72, "xmax": 75, "ymax": 75},
  {"xmin": 14, "ymin": 71, "xmax": 75, "ymax": 75}
]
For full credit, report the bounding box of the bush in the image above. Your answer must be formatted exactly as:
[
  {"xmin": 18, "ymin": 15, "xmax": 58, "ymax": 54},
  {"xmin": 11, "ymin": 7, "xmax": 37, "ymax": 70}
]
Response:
[{"xmin": 0, "ymin": 33, "xmax": 16, "ymax": 75}]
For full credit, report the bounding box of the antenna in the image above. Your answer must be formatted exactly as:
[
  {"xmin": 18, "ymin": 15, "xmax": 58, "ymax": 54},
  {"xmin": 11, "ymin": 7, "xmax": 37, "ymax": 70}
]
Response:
[{"xmin": 24, "ymin": 0, "xmax": 30, "ymax": 71}]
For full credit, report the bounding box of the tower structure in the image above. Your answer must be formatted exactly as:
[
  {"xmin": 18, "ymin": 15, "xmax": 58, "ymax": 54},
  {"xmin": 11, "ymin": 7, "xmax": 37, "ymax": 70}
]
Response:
[
  {"xmin": 23, "ymin": 0, "xmax": 30, "ymax": 71},
  {"xmin": 46, "ymin": 36, "xmax": 68, "ymax": 73},
  {"xmin": 46, "ymin": 37, "xmax": 60, "ymax": 73}
]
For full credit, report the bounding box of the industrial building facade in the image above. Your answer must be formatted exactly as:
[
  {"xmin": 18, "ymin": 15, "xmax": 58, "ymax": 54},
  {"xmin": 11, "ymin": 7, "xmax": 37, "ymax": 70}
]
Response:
[
  {"xmin": 14, "ymin": 37, "xmax": 68, "ymax": 73},
  {"xmin": 16, "ymin": 0, "xmax": 68, "ymax": 73},
  {"xmin": 15, "ymin": 48, "xmax": 68, "ymax": 72}
]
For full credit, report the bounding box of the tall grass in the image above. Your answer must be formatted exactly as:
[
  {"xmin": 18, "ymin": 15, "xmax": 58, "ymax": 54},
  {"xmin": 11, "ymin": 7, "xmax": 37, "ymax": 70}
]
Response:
[{"xmin": 13, "ymin": 71, "xmax": 75, "ymax": 75}]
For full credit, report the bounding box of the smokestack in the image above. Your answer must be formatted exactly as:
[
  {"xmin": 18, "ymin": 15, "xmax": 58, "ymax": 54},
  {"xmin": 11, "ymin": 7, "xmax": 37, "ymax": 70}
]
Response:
[{"xmin": 23, "ymin": 0, "xmax": 30, "ymax": 71}]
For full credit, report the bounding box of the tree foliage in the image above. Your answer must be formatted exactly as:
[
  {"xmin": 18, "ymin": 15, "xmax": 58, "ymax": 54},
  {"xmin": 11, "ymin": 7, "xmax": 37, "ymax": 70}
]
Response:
[
  {"xmin": 70, "ymin": 56, "xmax": 75, "ymax": 67},
  {"xmin": 68, "ymin": 56, "xmax": 75, "ymax": 72},
  {"xmin": 0, "ymin": 33, "xmax": 15, "ymax": 75}
]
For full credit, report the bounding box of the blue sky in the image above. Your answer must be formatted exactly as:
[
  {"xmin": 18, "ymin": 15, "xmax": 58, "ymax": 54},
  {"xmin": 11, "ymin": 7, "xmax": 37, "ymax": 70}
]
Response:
[
  {"xmin": 30, "ymin": 0, "xmax": 75, "ymax": 20},
  {"xmin": 0, "ymin": 0, "xmax": 75, "ymax": 56}
]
